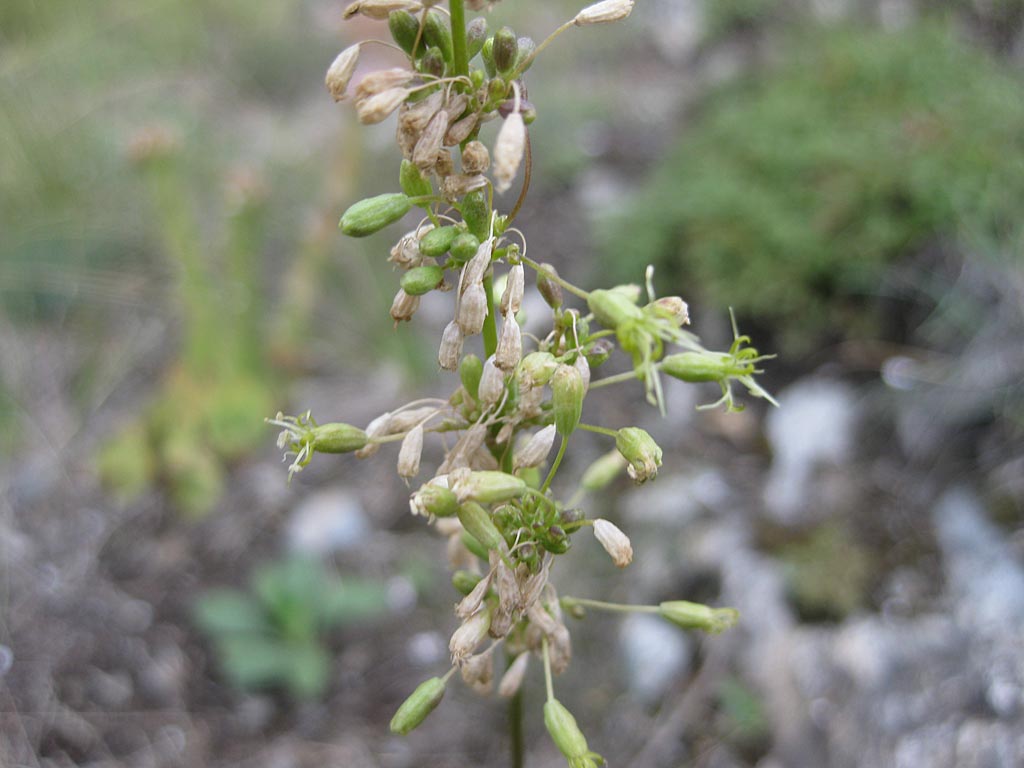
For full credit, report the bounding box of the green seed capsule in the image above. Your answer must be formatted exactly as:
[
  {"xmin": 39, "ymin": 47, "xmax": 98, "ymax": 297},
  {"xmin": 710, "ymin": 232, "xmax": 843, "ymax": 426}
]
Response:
[
  {"xmin": 660, "ymin": 352, "xmax": 729, "ymax": 383},
  {"xmin": 450, "ymin": 232, "xmax": 481, "ymax": 264},
  {"xmin": 310, "ymin": 423, "xmax": 368, "ymax": 453},
  {"xmin": 339, "ymin": 193, "xmax": 411, "ymax": 237},
  {"xmin": 390, "ymin": 676, "xmax": 446, "ymax": 735},
  {"xmin": 460, "ymin": 189, "xmax": 490, "ymax": 241},
  {"xmin": 423, "ymin": 10, "xmax": 453, "ymax": 64},
  {"xmin": 460, "ymin": 353, "xmax": 483, "ymax": 399},
  {"xmin": 388, "ymin": 10, "xmax": 421, "ymax": 57},
  {"xmin": 481, "ymin": 37, "xmax": 496, "ymax": 78},
  {"xmin": 551, "ymin": 365, "xmax": 584, "ymax": 437},
  {"xmin": 460, "ymin": 471, "xmax": 528, "ymax": 504},
  {"xmin": 544, "ymin": 699, "xmax": 589, "ymax": 762},
  {"xmin": 420, "ymin": 46, "xmax": 446, "ymax": 78},
  {"xmin": 587, "ymin": 288, "xmax": 644, "ymax": 329},
  {"xmin": 452, "ymin": 569, "xmax": 483, "ymax": 596},
  {"xmin": 400, "ymin": 159, "xmax": 433, "ymax": 200},
  {"xmin": 493, "ymin": 27, "xmax": 518, "ymax": 75},
  {"xmin": 400, "ymin": 265, "xmax": 445, "ymax": 296},
  {"xmin": 418, "ymin": 225, "xmax": 459, "ymax": 257},
  {"xmin": 658, "ymin": 601, "xmax": 740, "ymax": 634},
  {"xmin": 461, "ymin": 529, "xmax": 490, "ymax": 560},
  {"xmin": 467, "ymin": 17, "xmax": 488, "ymax": 60},
  {"xmin": 458, "ymin": 501, "xmax": 505, "ymax": 551}
]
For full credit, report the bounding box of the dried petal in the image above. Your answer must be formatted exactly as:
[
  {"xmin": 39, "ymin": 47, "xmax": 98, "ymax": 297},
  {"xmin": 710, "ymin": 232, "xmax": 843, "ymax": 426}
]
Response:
[
  {"xmin": 325, "ymin": 44, "xmax": 360, "ymax": 101},
  {"xmin": 493, "ymin": 112, "xmax": 525, "ymax": 194}
]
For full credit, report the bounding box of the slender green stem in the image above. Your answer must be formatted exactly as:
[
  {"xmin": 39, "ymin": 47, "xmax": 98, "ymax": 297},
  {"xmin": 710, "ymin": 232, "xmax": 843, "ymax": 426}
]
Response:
[
  {"xmin": 513, "ymin": 19, "xmax": 575, "ymax": 78},
  {"xmin": 450, "ymin": 0, "xmax": 469, "ymax": 81},
  {"xmin": 542, "ymin": 637, "xmax": 554, "ymax": 703},
  {"xmin": 521, "ymin": 255, "xmax": 590, "ymax": 301},
  {"xmin": 588, "ymin": 369, "xmax": 641, "ymax": 390},
  {"xmin": 509, "ymin": 684, "xmax": 525, "ymax": 768},
  {"xmin": 577, "ymin": 423, "xmax": 618, "ymax": 438},
  {"xmin": 541, "ymin": 436, "xmax": 568, "ymax": 493},
  {"xmin": 482, "ymin": 273, "xmax": 499, "ymax": 358},
  {"xmin": 562, "ymin": 597, "xmax": 659, "ymax": 615}
]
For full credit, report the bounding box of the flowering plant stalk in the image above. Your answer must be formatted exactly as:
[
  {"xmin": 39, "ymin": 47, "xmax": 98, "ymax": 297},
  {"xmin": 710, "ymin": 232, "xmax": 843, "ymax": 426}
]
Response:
[{"xmin": 272, "ymin": 1, "xmax": 775, "ymax": 764}]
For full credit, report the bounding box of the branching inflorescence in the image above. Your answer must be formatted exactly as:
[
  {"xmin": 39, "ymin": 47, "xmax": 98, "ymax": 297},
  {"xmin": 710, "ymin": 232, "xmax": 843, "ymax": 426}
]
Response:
[{"xmin": 272, "ymin": 1, "xmax": 774, "ymax": 764}]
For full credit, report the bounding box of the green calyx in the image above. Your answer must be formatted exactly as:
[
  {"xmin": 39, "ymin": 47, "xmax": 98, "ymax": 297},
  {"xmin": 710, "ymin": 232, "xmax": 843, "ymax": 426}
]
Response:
[{"xmin": 339, "ymin": 193, "xmax": 411, "ymax": 237}]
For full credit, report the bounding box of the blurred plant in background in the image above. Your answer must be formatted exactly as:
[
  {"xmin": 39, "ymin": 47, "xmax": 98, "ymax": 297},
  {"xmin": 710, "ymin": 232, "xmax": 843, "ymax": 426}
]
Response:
[
  {"xmin": 604, "ymin": 21, "xmax": 1024, "ymax": 349},
  {"xmin": 194, "ymin": 555, "xmax": 389, "ymax": 698}
]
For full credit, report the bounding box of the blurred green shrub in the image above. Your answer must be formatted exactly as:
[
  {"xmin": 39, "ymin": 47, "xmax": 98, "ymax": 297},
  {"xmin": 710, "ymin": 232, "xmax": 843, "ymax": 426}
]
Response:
[
  {"xmin": 603, "ymin": 22, "xmax": 1024, "ymax": 348},
  {"xmin": 194, "ymin": 556, "xmax": 389, "ymax": 699}
]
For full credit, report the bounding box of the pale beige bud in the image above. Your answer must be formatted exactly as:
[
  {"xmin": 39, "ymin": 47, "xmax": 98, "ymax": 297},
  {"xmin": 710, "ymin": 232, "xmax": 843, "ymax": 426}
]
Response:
[
  {"xmin": 593, "ymin": 518, "xmax": 633, "ymax": 567},
  {"xmin": 460, "ymin": 652, "xmax": 494, "ymax": 694},
  {"xmin": 388, "ymin": 407, "xmax": 439, "ymax": 433},
  {"xmin": 457, "ymin": 283, "xmax": 488, "ymax": 335},
  {"xmin": 649, "ymin": 295, "xmax": 690, "ymax": 326},
  {"xmin": 434, "ymin": 149, "xmax": 454, "ymax": 178},
  {"xmin": 344, "ymin": 0, "xmax": 423, "ymax": 20},
  {"xmin": 547, "ymin": 623, "xmax": 572, "ymax": 675},
  {"xmin": 489, "ymin": 558, "xmax": 518, "ymax": 638},
  {"xmin": 355, "ymin": 411, "xmax": 391, "ymax": 459},
  {"xmin": 461, "ymin": 140, "xmax": 490, "ymax": 175},
  {"xmin": 325, "ymin": 44, "xmax": 360, "ymax": 102},
  {"xmin": 397, "ymin": 424, "xmax": 424, "ymax": 479},
  {"xmin": 355, "ymin": 67, "xmax": 416, "ymax": 101},
  {"xmin": 438, "ymin": 321, "xmax": 465, "ymax": 371},
  {"xmin": 441, "ymin": 173, "xmax": 488, "ymax": 201},
  {"xmin": 495, "ymin": 312, "xmax": 522, "ymax": 371},
  {"xmin": 470, "ymin": 449, "xmax": 499, "ymax": 471},
  {"xmin": 479, "ymin": 356, "xmax": 505, "ymax": 406},
  {"xmin": 438, "ymin": 426, "xmax": 487, "ymax": 474},
  {"xmin": 493, "ymin": 112, "xmax": 525, "ymax": 194},
  {"xmin": 574, "ymin": 0, "xmax": 634, "ymax": 25},
  {"xmin": 357, "ymin": 87, "xmax": 410, "ymax": 124},
  {"xmin": 390, "ymin": 288, "xmax": 420, "ymax": 322},
  {"xmin": 500, "ymin": 264, "xmax": 524, "ymax": 315},
  {"xmin": 517, "ymin": 384, "xmax": 545, "ymax": 419},
  {"xmin": 574, "ymin": 354, "xmax": 591, "ymax": 393},
  {"xmin": 513, "ymin": 425, "xmax": 557, "ymax": 470},
  {"xmin": 390, "ymin": 226, "xmax": 432, "ymax": 268},
  {"xmin": 526, "ymin": 600, "xmax": 559, "ymax": 635},
  {"xmin": 461, "ymin": 240, "xmax": 493, "ymax": 290},
  {"xmin": 450, "ymin": 606, "xmax": 492, "ymax": 662},
  {"xmin": 413, "ymin": 110, "xmax": 450, "ymax": 171},
  {"xmin": 444, "ymin": 93, "xmax": 470, "ymax": 121},
  {"xmin": 456, "ymin": 570, "xmax": 493, "ymax": 619},
  {"xmin": 498, "ymin": 652, "xmax": 530, "ymax": 698},
  {"xmin": 399, "ymin": 90, "xmax": 444, "ymax": 134},
  {"xmin": 445, "ymin": 113, "xmax": 479, "ymax": 147},
  {"xmin": 496, "ymin": 423, "xmax": 514, "ymax": 445}
]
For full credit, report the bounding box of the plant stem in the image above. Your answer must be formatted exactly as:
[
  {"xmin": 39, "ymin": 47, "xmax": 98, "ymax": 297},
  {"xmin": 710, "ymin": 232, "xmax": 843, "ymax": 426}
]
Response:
[
  {"xmin": 542, "ymin": 637, "xmax": 554, "ymax": 702},
  {"xmin": 577, "ymin": 423, "xmax": 618, "ymax": 438},
  {"xmin": 562, "ymin": 597, "xmax": 659, "ymax": 615},
  {"xmin": 541, "ymin": 435, "xmax": 568, "ymax": 493},
  {"xmin": 509, "ymin": 686, "xmax": 525, "ymax": 768},
  {"xmin": 521, "ymin": 255, "xmax": 590, "ymax": 301},
  {"xmin": 588, "ymin": 369, "xmax": 641, "ymax": 390},
  {"xmin": 482, "ymin": 273, "xmax": 499, "ymax": 357},
  {"xmin": 450, "ymin": 0, "xmax": 469, "ymax": 81}
]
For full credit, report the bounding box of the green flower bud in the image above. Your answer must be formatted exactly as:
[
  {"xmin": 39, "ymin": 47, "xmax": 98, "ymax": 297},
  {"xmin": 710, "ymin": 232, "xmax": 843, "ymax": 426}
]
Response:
[
  {"xmin": 515, "ymin": 36, "xmax": 536, "ymax": 73},
  {"xmin": 388, "ymin": 10, "xmax": 421, "ymax": 57},
  {"xmin": 481, "ymin": 37, "xmax": 496, "ymax": 78},
  {"xmin": 658, "ymin": 601, "xmax": 739, "ymax": 634},
  {"xmin": 461, "ymin": 528, "xmax": 490, "ymax": 560},
  {"xmin": 390, "ymin": 676, "xmax": 446, "ymax": 735},
  {"xmin": 418, "ymin": 225, "xmax": 459, "ymax": 257},
  {"xmin": 493, "ymin": 27, "xmax": 518, "ymax": 75},
  {"xmin": 460, "ymin": 189, "xmax": 490, "ymax": 240},
  {"xmin": 544, "ymin": 698, "xmax": 604, "ymax": 766},
  {"xmin": 339, "ymin": 193, "xmax": 411, "ymax": 237},
  {"xmin": 539, "ymin": 524, "xmax": 571, "ymax": 554},
  {"xmin": 460, "ymin": 353, "xmax": 483, "ymax": 400},
  {"xmin": 450, "ymin": 232, "xmax": 481, "ymax": 264},
  {"xmin": 409, "ymin": 483, "xmax": 460, "ymax": 517},
  {"xmin": 400, "ymin": 158, "xmax": 433, "ymax": 200},
  {"xmin": 660, "ymin": 351, "xmax": 729, "ymax": 383},
  {"xmin": 423, "ymin": 10, "xmax": 453, "ymax": 65},
  {"xmin": 585, "ymin": 339, "xmax": 613, "ymax": 368},
  {"xmin": 551, "ymin": 365, "xmax": 585, "ymax": 437},
  {"xmin": 467, "ymin": 17, "xmax": 488, "ymax": 60},
  {"xmin": 536, "ymin": 263, "xmax": 564, "ymax": 308},
  {"xmin": 457, "ymin": 471, "xmax": 528, "ymax": 504},
  {"xmin": 311, "ymin": 423, "xmax": 369, "ymax": 453},
  {"xmin": 458, "ymin": 501, "xmax": 505, "ymax": 551},
  {"xmin": 420, "ymin": 46, "xmax": 446, "ymax": 78},
  {"xmin": 518, "ymin": 351, "xmax": 558, "ymax": 388},
  {"xmin": 452, "ymin": 569, "xmax": 483, "ymax": 596},
  {"xmin": 400, "ymin": 265, "xmax": 445, "ymax": 296},
  {"xmin": 587, "ymin": 288, "xmax": 643, "ymax": 329},
  {"xmin": 579, "ymin": 450, "xmax": 627, "ymax": 491},
  {"xmin": 614, "ymin": 427, "xmax": 662, "ymax": 484}
]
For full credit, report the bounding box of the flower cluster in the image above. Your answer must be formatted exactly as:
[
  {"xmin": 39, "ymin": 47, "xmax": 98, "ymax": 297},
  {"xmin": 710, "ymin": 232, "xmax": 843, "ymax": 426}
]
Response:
[{"xmin": 273, "ymin": 1, "xmax": 772, "ymax": 763}]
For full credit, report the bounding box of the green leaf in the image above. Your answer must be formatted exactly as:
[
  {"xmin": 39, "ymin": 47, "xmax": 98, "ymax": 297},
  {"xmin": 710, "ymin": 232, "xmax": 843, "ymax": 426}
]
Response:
[
  {"xmin": 218, "ymin": 635, "xmax": 290, "ymax": 690},
  {"xmin": 285, "ymin": 643, "xmax": 331, "ymax": 699},
  {"xmin": 318, "ymin": 579, "xmax": 389, "ymax": 627},
  {"xmin": 194, "ymin": 590, "xmax": 267, "ymax": 636}
]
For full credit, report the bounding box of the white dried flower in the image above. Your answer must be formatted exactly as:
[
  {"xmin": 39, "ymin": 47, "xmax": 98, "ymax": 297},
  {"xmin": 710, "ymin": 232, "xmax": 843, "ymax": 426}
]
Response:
[
  {"xmin": 495, "ymin": 312, "xmax": 522, "ymax": 371},
  {"xmin": 445, "ymin": 113, "xmax": 479, "ymax": 147},
  {"xmin": 355, "ymin": 67, "xmax": 415, "ymax": 101},
  {"xmin": 461, "ymin": 140, "xmax": 490, "ymax": 174},
  {"xmin": 397, "ymin": 424, "xmax": 424, "ymax": 480},
  {"xmin": 441, "ymin": 173, "xmax": 488, "ymax": 201},
  {"xmin": 356, "ymin": 87, "xmax": 410, "ymax": 125},
  {"xmin": 456, "ymin": 571, "xmax": 493, "ymax": 619},
  {"xmin": 461, "ymin": 239, "xmax": 493, "ymax": 290},
  {"xmin": 325, "ymin": 44, "xmax": 360, "ymax": 102},
  {"xmin": 574, "ymin": 354, "xmax": 591, "ymax": 393},
  {"xmin": 498, "ymin": 652, "xmax": 530, "ymax": 698},
  {"xmin": 493, "ymin": 111, "xmax": 525, "ymax": 194},
  {"xmin": 513, "ymin": 425, "xmax": 557, "ymax": 470},
  {"xmin": 390, "ymin": 288, "xmax": 419, "ymax": 322},
  {"xmin": 500, "ymin": 264, "xmax": 524, "ymax": 315},
  {"xmin": 388, "ymin": 407, "xmax": 438, "ymax": 432},
  {"xmin": 450, "ymin": 607, "xmax": 492, "ymax": 662},
  {"xmin": 444, "ymin": 93, "xmax": 470, "ymax": 121},
  {"xmin": 399, "ymin": 90, "xmax": 444, "ymax": 134},
  {"xmin": 593, "ymin": 518, "xmax": 633, "ymax": 568},
  {"xmin": 574, "ymin": 0, "xmax": 634, "ymax": 26},
  {"xmin": 344, "ymin": 0, "xmax": 423, "ymax": 20},
  {"xmin": 355, "ymin": 411, "xmax": 391, "ymax": 459},
  {"xmin": 412, "ymin": 110, "xmax": 450, "ymax": 172},
  {"xmin": 457, "ymin": 283, "xmax": 488, "ymax": 335},
  {"xmin": 438, "ymin": 320, "xmax": 465, "ymax": 371},
  {"xmin": 460, "ymin": 652, "xmax": 494, "ymax": 694},
  {"xmin": 478, "ymin": 356, "xmax": 505, "ymax": 406}
]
